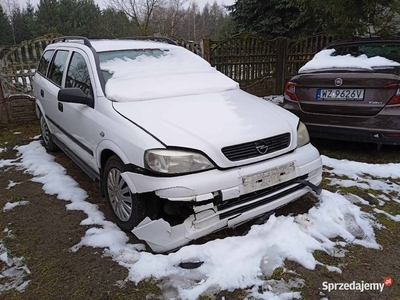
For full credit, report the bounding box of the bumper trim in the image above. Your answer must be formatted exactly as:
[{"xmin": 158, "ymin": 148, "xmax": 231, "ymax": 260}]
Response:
[
  {"xmin": 307, "ymin": 124, "xmax": 400, "ymax": 146},
  {"xmin": 220, "ymin": 183, "xmax": 305, "ymax": 219}
]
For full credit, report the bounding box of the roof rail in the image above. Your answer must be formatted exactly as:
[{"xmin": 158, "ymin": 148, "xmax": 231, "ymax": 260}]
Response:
[
  {"xmin": 119, "ymin": 36, "xmax": 178, "ymax": 46},
  {"xmin": 51, "ymin": 36, "xmax": 92, "ymax": 47}
]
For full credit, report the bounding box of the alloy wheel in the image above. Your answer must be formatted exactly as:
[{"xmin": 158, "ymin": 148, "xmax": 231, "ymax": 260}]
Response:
[
  {"xmin": 40, "ymin": 116, "xmax": 50, "ymax": 146},
  {"xmin": 107, "ymin": 168, "xmax": 133, "ymax": 222}
]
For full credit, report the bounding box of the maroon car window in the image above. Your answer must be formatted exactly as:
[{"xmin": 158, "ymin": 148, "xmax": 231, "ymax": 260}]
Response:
[{"xmin": 332, "ymin": 43, "xmax": 400, "ymax": 62}]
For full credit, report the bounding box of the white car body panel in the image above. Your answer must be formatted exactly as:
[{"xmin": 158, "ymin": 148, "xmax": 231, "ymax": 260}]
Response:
[
  {"xmin": 113, "ymin": 89, "xmax": 299, "ymax": 168},
  {"xmin": 33, "ymin": 38, "xmax": 323, "ymax": 253}
]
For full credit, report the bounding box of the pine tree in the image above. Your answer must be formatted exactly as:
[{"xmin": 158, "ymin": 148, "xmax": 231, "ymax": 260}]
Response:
[{"xmin": 0, "ymin": 4, "xmax": 13, "ymax": 44}]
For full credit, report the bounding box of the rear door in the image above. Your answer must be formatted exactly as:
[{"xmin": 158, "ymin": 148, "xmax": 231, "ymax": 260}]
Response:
[{"xmin": 41, "ymin": 49, "xmax": 70, "ymax": 136}]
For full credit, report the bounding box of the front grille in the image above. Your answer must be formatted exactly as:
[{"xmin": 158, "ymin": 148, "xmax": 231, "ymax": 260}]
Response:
[
  {"xmin": 218, "ymin": 175, "xmax": 307, "ymax": 219},
  {"xmin": 221, "ymin": 133, "xmax": 291, "ymax": 161}
]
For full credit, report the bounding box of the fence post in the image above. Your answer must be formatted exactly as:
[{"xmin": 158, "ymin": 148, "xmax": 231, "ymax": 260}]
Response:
[
  {"xmin": 201, "ymin": 39, "xmax": 211, "ymax": 62},
  {"xmin": 0, "ymin": 75, "xmax": 9, "ymax": 125},
  {"xmin": 275, "ymin": 38, "xmax": 289, "ymax": 95}
]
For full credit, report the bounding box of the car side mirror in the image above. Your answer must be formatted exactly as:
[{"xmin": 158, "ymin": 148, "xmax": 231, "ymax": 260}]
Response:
[{"xmin": 58, "ymin": 88, "xmax": 94, "ymax": 108}]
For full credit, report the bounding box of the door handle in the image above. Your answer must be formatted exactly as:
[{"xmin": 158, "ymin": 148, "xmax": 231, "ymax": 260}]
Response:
[
  {"xmin": 40, "ymin": 89, "xmax": 44, "ymax": 97},
  {"xmin": 58, "ymin": 102, "xmax": 63, "ymax": 112}
]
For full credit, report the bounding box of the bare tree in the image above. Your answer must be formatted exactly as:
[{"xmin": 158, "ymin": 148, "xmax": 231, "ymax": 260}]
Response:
[
  {"xmin": 108, "ymin": 0, "xmax": 165, "ymax": 35},
  {"xmin": 108, "ymin": 0, "xmax": 192, "ymax": 36},
  {"xmin": 151, "ymin": 0, "xmax": 190, "ymax": 35}
]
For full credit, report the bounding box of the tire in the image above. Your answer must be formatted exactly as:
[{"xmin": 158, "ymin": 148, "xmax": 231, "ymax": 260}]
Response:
[
  {"xmin": 40, "ymin": 114, "xmax": 59, "ymax": 152},
  {"xmin": 103, "ymin": 155, "xmax": 142, "ymax": 231}
]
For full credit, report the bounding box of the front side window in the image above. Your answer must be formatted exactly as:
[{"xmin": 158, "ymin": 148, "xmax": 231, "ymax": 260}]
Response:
[
  {"xmin": 48, "ymin": 50, "xmax": 69, "ymax": 86},
  {"xmin": 65, "ymin": 52, "xmax": 92, "ymax": 96},
  {"xmin": 37, "ymin": 50, "xmax": 54, "ymax": 76}
]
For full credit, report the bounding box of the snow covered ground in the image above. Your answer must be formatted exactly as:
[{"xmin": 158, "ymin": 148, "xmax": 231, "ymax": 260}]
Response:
[
  {"xmin": 0, "ymin": 228, "xmax": 31, "ymax": 293},
  {"xmin": 0, "ymin": 140, "xmax": 399, "ymax": 299},
  {"xmin": 263, "ymin": 95, "xmax": 284, "ymax": 106}
]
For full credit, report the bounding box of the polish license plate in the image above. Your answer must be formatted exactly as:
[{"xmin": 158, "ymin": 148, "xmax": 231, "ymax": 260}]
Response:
[
  {"xmin": 316, "ymin": 89, "xmax": 364, "ymax": 100},
  {"xmin": 241, "ymin": 162, "xmax": 296, "ymax": 194}
]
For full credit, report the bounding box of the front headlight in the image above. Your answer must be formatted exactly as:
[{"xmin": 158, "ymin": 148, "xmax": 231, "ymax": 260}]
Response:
[
  {"xmin": 144, "ymin": 149, "xmax": 214, "ymax": 174},
  {"xmin": 297, "ymin": 122, "xmax": 310, "ymax": 147}
]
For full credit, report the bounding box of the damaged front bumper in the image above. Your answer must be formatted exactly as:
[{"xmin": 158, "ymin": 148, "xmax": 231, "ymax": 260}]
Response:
[{"xmin": 122, "ymin": 144, "xmax": 323, "ymax": 253}]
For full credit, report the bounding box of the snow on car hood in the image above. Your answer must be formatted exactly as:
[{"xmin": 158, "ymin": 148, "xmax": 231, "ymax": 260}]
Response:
[
  {"xmin": 100, "ymin": 47, "xmax": 239, "ymax": 101},
  {"xmin": 299, "ymin": 49, "xmax": 400, "ymax": 73},
  {"xmin": 112, "ymin": 89, "xmax": 298, "ymax": 166}
]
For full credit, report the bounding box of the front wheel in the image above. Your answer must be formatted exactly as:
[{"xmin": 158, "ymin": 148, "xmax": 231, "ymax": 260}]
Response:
[
  {"xmin": 40, "ymin": 114, "xmax": 59, "ymax": 152},
  {"xmin": 103, "ymin": 155, "xmax": 142, "ymax": 231}
]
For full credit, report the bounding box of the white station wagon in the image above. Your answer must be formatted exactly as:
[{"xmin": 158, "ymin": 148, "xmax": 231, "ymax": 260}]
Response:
[{"xmin": 33, "ymin": 36, "xmax": 323, "ymax": 252}]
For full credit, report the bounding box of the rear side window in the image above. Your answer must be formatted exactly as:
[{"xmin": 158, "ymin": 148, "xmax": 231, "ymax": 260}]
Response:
[
  {"xmin": 48, "ymin": 50, "xmax": 69, "ymax": 86},
  {"xmin": 37, "ymin": 50, "xmax": 54, "ymax": 76},
  {"xmin": 332, "ymin": 43, "xmax": 400, "ymax": 62},
  {"xmin": 65, "ymin": 52, "xmax": 92, "ymax": 96}
]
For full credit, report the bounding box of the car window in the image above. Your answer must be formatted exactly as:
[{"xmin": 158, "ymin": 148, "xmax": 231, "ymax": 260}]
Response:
[
  {"xmin": 331, "ymin": 43, "xmax": 400, "ymax": 62},
  {"xmin": 37, "ymin": 50, "xmax": 54, "ymax": 76},
  {"xmin": 65, "ymin": 52, "xmax": 93, "ymax": 96},
  {"xmin": 48, "ymin": 50, "xmax": 69, "ymax": 86}
]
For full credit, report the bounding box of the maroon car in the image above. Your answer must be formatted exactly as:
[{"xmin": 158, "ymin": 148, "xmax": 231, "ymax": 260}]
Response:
[{"xmin": 283, "ymin": 38, "xmax": 400, "ymax": 149}]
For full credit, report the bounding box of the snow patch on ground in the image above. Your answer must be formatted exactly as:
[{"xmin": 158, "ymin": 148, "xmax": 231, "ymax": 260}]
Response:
[
  {"xmin": 322, "ymin": 156, "xmax": 400, "ymax": 203},
  {"xmin": 322, "ymin": 155, "xmax": 400, "ymax": 179},
  {"xmin": 3, "ymin": 201, "xmax": 29, "ymax": 212},
  {"xmin": 263, "ymin": 95, "xmax": 284, "ymax": 106},
  {"xmin": 30, "ymin": 135, "xmax": 41, "ymax": 140},
  {"xmin": 0, "ymin": 159, "xmax": 16, "ymax": 169},
  {"xmin": 0, "ymin": 236, "xmax": 31, "ymax": 294},
  {"xmin": 0, "ymin": 141, "xmax": 388, "ymax": 299},
  {"xmin": 299, "ymin": 49, "xmax": 400, "ymax": 73},
  {"xmin": 5, "ymin": 181, "xmax": 22, "ymax": 190},
  {"xmin": 0, "ymin": 148, "xmax": 5, "ymax": 153},
  {"xmin": 373, "ymin": 209, "xmax": 400, "ymax": 222}
]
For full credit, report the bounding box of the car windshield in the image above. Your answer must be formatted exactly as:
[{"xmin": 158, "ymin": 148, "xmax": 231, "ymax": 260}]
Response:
[
  {"xmin": 330, "ymin": 42, "xmax": 400, "ymax": 62},
  {"xmin": 99, "ymin": 49, "xmax": 167, "ymax": 83},
  {"xmin": 96, "ymin": 45, "xmax": 237, "ymax": 101}
]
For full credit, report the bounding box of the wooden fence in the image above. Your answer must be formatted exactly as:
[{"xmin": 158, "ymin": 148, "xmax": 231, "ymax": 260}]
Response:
[
  {"xmin": 203, "ymin": 33, "xmax": 342, "ymax": 96},
  {"xmin": 0, "ymin": 33, "xmax": 342, "ymax": 124}
]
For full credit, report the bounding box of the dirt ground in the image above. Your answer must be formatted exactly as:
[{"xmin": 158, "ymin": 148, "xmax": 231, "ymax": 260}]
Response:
[{"xmin": 0, "ymin": 122, "xmax": 399, "ymax": 300}]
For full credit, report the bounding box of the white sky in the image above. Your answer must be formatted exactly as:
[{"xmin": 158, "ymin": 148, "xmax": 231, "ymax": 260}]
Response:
[{"xmin": 14, "ymin": 0, "xmax": 235, "ymax": 10}]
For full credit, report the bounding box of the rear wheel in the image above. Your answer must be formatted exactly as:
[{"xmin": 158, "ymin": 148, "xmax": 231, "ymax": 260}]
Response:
[
  {"xmin": 103, "ymin": 155, "xmax": 142, "ymax": 231},
  {"xmin": 40, "ymin": 114, "xmax": 59, "ymax": 152}
]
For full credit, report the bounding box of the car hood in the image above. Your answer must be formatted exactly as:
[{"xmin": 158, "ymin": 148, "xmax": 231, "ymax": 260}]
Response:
[{"xmin": 112, "ymin": 89, "xmax": 299, "ymax": 167}]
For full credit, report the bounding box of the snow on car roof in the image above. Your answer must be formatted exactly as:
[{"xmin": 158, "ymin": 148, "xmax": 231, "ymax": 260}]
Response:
[
  {"xmin": 99, "ymin": 44, "xmax": 239, "ymax": 101},
  {"xmin": 90, "ymin": 39, "xmax": 177, "ymax": 52},
  {"xmin": 299, "ymin": 49, "xmax": 400, "ymax": 73}
]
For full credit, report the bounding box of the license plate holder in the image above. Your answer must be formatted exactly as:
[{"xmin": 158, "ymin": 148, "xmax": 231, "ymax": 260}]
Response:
[
  {"xmin": 316, "ymin": 89, "xmax": 364, "ymax": 100},
  {"xmin": 241, "ymin": 162, "xmax": 296, "ymax": 194}
]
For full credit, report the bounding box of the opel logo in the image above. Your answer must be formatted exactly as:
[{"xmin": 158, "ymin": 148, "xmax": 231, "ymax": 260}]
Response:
[
  {"xmin": 334, "ymin": 78, "xmax": 343, "ymax": 87},
  {"xmin": 255, "ymin": 140, "xmax": 269, "ymax": 154}
]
